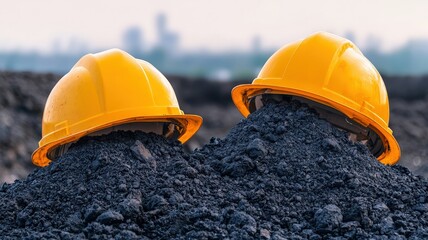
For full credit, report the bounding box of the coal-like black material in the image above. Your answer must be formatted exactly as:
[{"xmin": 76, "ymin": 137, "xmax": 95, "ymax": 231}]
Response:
[
  {"xmin": 194, "ymin": 101, "xmax": 428, "ymax": 239},
  {"xmin": 1, "ymin": 101, "xmax": 428, "ymax": 239}
]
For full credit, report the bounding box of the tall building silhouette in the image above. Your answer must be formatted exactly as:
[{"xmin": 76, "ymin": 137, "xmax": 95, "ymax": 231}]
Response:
[
  {"xmin": 252, "ymin": 35, "xmax": 262, "ymax": 54},
  {"xmin": 123, "ymin": 26, "xmax": 144, "ymax": 54},
  {"xmin": 156, "ymin": 13, "xmax": 179, "ymax": 53}
]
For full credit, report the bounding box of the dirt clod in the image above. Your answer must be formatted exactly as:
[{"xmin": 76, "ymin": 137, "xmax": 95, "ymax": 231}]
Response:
[
  {"xmin": 96, "ymin": 210, "xmax": 124, "ymax": 225},
  {"xmin": 314, "ymin": 204, "xmax": 343, "ymax": 232}
]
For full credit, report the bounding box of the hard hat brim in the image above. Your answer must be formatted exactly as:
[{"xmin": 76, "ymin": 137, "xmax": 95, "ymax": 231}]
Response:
[
  {"xmin": 231, "ymin": 83, "xmax": 400, "ymax": 165},
  {"xmin": 32, "ymin": 114, "xmax": 202, "ymax": 167}
]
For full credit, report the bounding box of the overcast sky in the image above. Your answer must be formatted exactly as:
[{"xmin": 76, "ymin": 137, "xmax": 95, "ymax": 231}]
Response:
[{"xmin": 1, "ymin": 0, "xmax": 428, "ymax": 53}]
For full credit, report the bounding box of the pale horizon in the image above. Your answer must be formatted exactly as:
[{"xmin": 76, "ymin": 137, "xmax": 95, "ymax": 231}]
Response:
[{"xmin": 1, "ymin": 0, "xmax": 428, "ymax": 53}]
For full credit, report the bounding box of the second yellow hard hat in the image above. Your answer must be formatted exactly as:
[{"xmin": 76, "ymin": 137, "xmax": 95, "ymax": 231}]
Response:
[
  {"xmin": 232, "ymin": 32, "xmax": 400, "ymax": 165},
  {"xmin": 32, "ymin": 48, "xmax": 202, "ymax": 167}
]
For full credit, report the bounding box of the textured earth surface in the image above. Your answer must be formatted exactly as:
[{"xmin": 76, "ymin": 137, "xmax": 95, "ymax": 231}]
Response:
[
  {"xmin": 1, "ymin": 71, "xmax": 427, "ymax": 183},
  {"xmin": 390, "ymin": 98, "xmax": 428, "ymax": 176},
  {"xmin": 1, "ymin": 102, "xmax": 428, "ymax": 239}
]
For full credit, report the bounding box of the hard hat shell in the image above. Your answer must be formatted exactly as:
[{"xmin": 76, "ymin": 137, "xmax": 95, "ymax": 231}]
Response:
[
  {"xmin": 232, "ymin": 32, "xmax": 400, "ymax": 165},
  {"xmin": 32, "ymin": 48, "xmax": 202, "ymax": 167}
]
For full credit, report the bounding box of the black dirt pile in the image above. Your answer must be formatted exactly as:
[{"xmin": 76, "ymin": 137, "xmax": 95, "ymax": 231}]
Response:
[
  {"xmin": 194, "ymin": 101, "xmax": 428, "ymax": 239},
  {"xmin": 0, "ymin": 131, "xmax": 196, "ymax": 239},
  {"xmin": 1, "ymin": 101, "xmax": 428, "ymax": 239}
]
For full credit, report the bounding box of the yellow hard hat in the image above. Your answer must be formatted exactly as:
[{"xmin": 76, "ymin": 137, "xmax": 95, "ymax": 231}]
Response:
[
  {"xmin": 232, "ymin": 32, "xmax": 400, "ymax": 165},
  {"xmin": 32, "ymin": 48, "xmax": 202, "ymax": 167}
]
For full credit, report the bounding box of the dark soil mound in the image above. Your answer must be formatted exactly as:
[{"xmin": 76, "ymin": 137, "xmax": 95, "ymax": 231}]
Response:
[
  {"xmin": 1, "ymin": 101, "xmax": 427, "ymax": 239},
  {"xmin": 194, "ymin": 101, "xmax": 428, "ymax": 239},
  {"xmin": 0, "ymin": 131, "xmax": 193, "ymax": 239}
]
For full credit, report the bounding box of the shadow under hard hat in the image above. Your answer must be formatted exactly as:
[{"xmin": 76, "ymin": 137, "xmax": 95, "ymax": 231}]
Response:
[{"xmin": 32, "ymin": 48, "xmax": 203, "ymax": 167}]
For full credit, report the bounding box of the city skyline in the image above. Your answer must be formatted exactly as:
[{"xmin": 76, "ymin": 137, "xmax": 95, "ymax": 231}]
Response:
[
  {"xmin": 1, "ymin": 0, "xmax": 428, "ymax": 53},
  {"xmin": 2, "ymin": 1, "xmax": 428, "ymax": 77},
  {"xmin": 2, "ymin": 12, "xmax": 428, "ymax": 77}
]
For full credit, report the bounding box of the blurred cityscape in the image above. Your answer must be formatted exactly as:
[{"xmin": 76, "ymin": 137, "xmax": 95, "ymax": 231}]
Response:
[{"xmin": 1, "ymin": 14, "xmax": 428, "ymax": 80}]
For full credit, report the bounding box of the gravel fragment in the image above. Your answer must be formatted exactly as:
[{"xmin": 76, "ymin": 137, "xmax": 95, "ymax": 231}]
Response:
[
  {"xmin": 96, "ymin": 210, "xmax": 124, "ymax": 225},
  {"xmin": 314, "ymin": 204, "xmax": 343, "ymax": 232}
]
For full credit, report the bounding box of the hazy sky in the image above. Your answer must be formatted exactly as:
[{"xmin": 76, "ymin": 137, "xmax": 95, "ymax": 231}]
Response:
[{"xmin": 1, "ymin": 0, "xmax": 428, "ymax": 53}]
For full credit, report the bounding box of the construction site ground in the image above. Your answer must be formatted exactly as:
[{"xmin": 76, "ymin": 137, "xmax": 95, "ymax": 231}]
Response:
[{"xmin": 0, "ymin": 71, "xmax": 428, "ymax": 238}]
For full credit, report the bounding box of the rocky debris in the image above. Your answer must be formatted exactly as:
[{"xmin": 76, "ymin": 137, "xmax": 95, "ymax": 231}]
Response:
[
  {"xmin": 96, "ymin": 211, "xmax": 124, "ymax": 225},
  {"xmin": 246, "ymin": 138, "xmax": 267, "ymax": 159},
  {"xmin": 314, "ymin": 204, "xmax": 343, "ymax": 232},
  {"xmin": 1, "ymin": 101, "xmax": 428, "ymax": 239},
  {"xmin": 131, "ymin": 140, "xmax": 156, "ymax": 169},
  {"xmin": 228, "ymin": 211, "xmax": 257, "ymax": 234}
]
